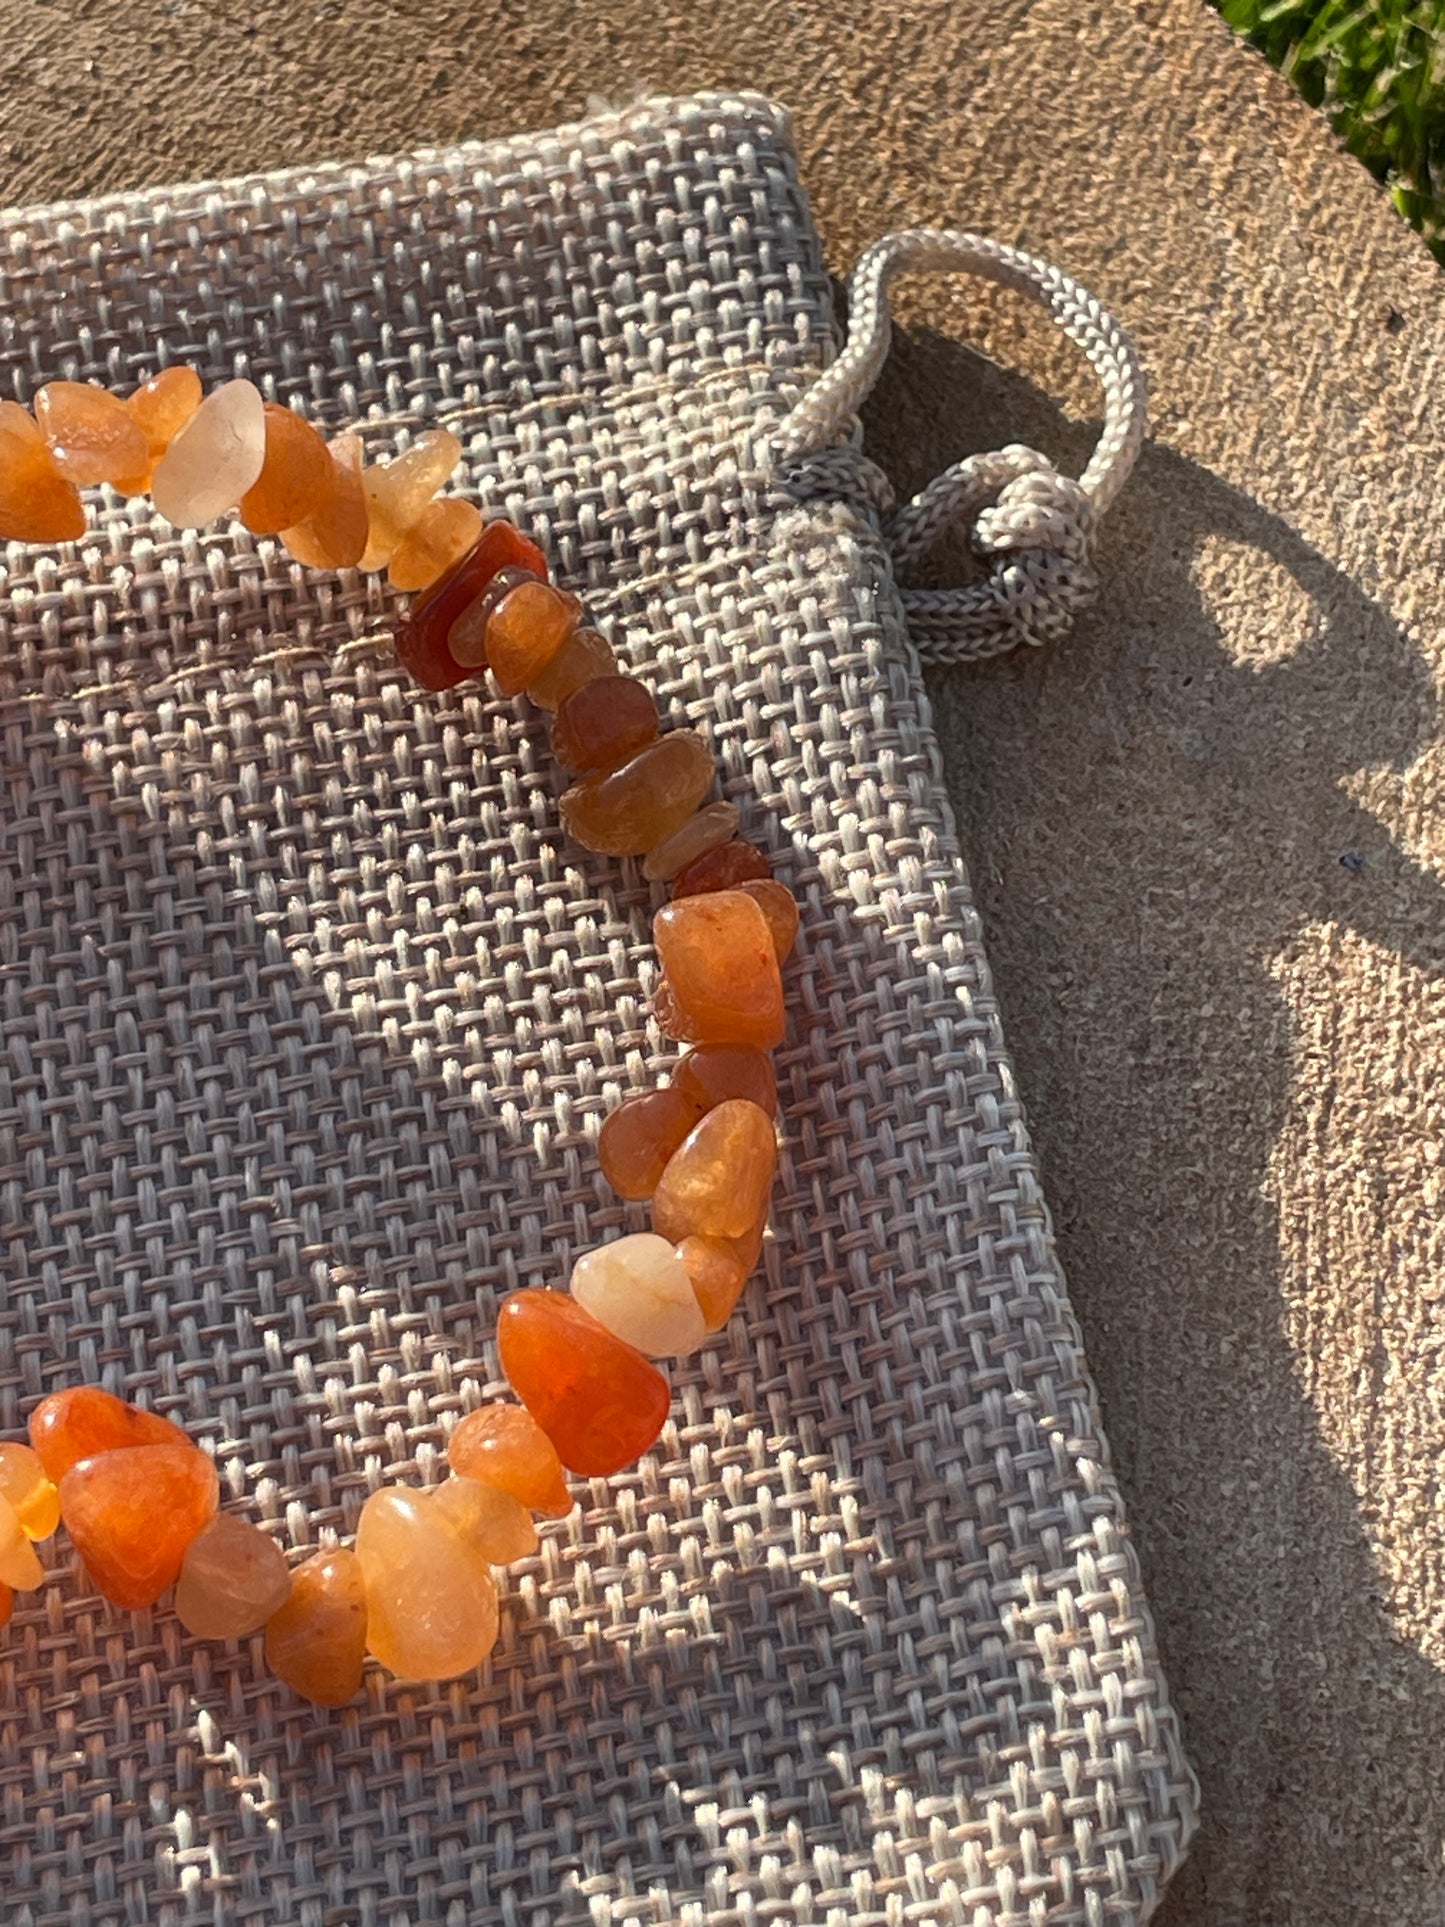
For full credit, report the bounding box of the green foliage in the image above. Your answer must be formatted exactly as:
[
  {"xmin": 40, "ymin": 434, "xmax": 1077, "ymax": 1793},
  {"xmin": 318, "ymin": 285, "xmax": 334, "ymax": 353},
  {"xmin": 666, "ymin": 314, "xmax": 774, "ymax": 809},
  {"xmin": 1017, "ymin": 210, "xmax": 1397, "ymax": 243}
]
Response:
[{"xmin": 1219, "ymin": 0, "xmax": 1445, "ymax": 257}]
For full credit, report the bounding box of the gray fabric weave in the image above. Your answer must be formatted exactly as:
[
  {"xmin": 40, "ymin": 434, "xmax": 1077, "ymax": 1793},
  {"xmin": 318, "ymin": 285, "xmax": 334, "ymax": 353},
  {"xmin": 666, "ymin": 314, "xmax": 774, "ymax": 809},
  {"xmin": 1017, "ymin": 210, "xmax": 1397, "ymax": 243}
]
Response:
[{"xmin": 0, "ymin": 90, "xmax": 1197, "ymax": 1926}]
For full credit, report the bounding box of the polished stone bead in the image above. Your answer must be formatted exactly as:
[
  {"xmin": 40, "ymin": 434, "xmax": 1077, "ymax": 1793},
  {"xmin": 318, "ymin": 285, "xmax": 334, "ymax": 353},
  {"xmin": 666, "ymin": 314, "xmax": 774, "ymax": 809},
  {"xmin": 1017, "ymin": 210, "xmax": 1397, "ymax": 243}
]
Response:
[
  {"xmin": 651, "ymin": 1098, "xmax": 777, "ymax": 1242},
  {"xmin": 358, "ymin": 428, "xmax": 463, "ymax": 571},
  {"xmin": 653, "ymin": 891, "xmax": 786, "ymax": 1048},
  {"xmin": 446, "ymin": 566, "xmax": 538, "ymax": 668},
  {"xmin": 393, "ymin": 520, "xmax": 550, "ymax": 690},
  {"xmin": 485, "ymin": 580, "xmax": 582, "ymax": 695},
  {"xmin": 597, "ymin": 1087, "xmax": 705, "ymax": 1200},
  {"xmin": 29, "ymin": 1386, "xmax": 191, "ymax": 1484},
  {"xmin": 263, "ymin": 1548, "xmax": 369, "ymax": 1706},
  {"xmin": 642, "ymin": 801, "xmax": 741, "ymax": 882},
  {"xmin": 672, "ymin": 1044, "xmax": 778, "ymax": 1120},
  {"xmin": 430, "ymin": 1475, "xmax": 539, "ymax": 1562},
  {"xmin": 570, "ymin": 1233, "xmax": 707, "ymax": 1357},
  {"xmin": 239, "ymin": 403, "xmax": 333, "ymax": 534},
  {"xmin": 356, "ymin": 1486, "xmax": 499, "ymax": 1681},
  {"xmin": 124, "ymin": 366, "xmax": 202, "ymax": 490},
  {"xmin": 552, "ymin": 675, "xmax": 658, "ymax": 772},
  {"xmin": 0, "ymin": 1494, "xmax": 42, "ymax": 1590},
  {"xmin": 447, "ymin": 1404, "xmax": 573, "ymax": 1518},
  {"xmin": 676, "ymin": 1235, "xmax": 750, "ymax": 1331},
  {"xmin": 0, "ymin": 402, "xmax": 85, "ymax": 541},
  {"xmin": 671, "ymin": 838, "xmax": 771, "ymax": 898},
  {"xmin": 279, "ymin": 432, "xmax": 368, "ymax": 569},
  {"xmin": 60, "ymin": 1442, "xmax": 220, "ymax": 1609},
  {"xmin": 497, "ymin": 1289, "xmax": 670, "ymax": 1476},
  {"xmin": 0, "ymin": 1581, "xmax": 12, "ymax": 1629},
  {"xmin": 739, "ymin": 878, "xmax": 800, "ymax": 962},
  {"xmin": 526, "ymin": 626, "xmax": 618, "ymax": 709},
  {"xmin": 0, "ymin": 1443, "xmax": 60, "ymax": 1540},
  {"xmin": 388, "ymin": 496, "xmax": 484, "ymax": 591},
  {"xmin": 36, "ymin": 381, "xmax": 148, "ymax": 486},
  {"xmin": 560, "ymin": 731, "xmax": 715, "ymax": 855},
  {"xmin": 175, "ymin": 1512, "xmax": 292, "ymax": 1638},
  {"xmin": 152, "ymin": 377, "xmax": 266, "ymax": 527}
]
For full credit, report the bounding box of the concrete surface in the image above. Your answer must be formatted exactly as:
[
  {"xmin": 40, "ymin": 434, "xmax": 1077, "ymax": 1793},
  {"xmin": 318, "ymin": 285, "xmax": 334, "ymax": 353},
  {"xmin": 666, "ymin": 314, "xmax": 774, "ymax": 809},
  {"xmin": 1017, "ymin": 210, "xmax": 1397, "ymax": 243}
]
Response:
[{"xmin": 2, "ymin": 3, "xmax": 1441, "ymax": 1921}]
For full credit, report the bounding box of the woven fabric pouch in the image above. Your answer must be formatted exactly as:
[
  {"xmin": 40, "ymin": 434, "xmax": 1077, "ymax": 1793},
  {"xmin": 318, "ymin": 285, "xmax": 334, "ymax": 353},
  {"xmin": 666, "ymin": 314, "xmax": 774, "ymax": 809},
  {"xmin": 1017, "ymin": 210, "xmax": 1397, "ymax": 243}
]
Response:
[{"xmin": 0, "ymin": 91, "xmax": 1198, "ymax": 1927}]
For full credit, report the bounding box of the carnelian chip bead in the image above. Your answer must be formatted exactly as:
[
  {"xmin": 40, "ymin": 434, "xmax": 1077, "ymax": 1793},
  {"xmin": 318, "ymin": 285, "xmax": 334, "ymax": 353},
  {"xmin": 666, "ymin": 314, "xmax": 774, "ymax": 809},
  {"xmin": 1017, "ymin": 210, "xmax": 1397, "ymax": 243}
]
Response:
[
  {"xmin": 126, "ymin": 366, "xmax": 203, "ymax": 484},
  {"xmin": 552, "ymin": 675, "xmax": 658, "ymax": 772},
  {"xmin": 392, "ymin": 519, "xmax": 549, "ymax": 690},
  {"xmin": 673, "ymin": 1043, "xmax": 777, "ymax": 1120},
  {"xmin": 653, "ymin": 890, "xmax": 785, "ymax": 1048},
  {"xmin": 239, "ymin": 403, "xmax": 332, "ymax": 534},
  {"xmin": 176, "ymin": 1512, "xmax": 292, "ymax": 1638},
  {"xmin": 29, "ymin": 1385, "xmax": 191, "ymax": 1483},
  {"xmin": 264, "ymin": 1548, "xmax": 369, "ymax": 1706},
  {"xmin": 430, "ymin": 1476, "xmax": 538, "ymax": 1563},
  {"xmin": 597, "ymin": 1086, "xmax": 705, "ymax": 1200},
  {"xmin": 651, "ymin": 1098, "xmax": 777, "ymax": 1243},
  {"xmin": 527, "ymin": 625, "xmax": 618, "ymax": 709},
  {"xmin": 739, "ymin": 877, "xmax": 800, "ymax": 963},
  {"xmin": 357, "ymin": 1486, "xmax": 499, "ymax": 1681},
  {"xmin": 447, "ymin": 1403, "xmax": 573, "ymax": 1518},
  {"xmin": 358, "ymin": 428, "xmax": 463, "ymax": 571},
  {"xmin": 643, "ymin": 801, "xmax": 741, "ymax": 883},
  {"xmin": 485, "ymin": 579, "xmax": 582, "ymax": 694},
  {"xmin": 0, "ymin": 1581, "xmax": 12, "ymax": 1630},
  {"xmin": 560, "ymin": 731, "xmax": 715, "ymax": 856},
  {"xmin": 280, "ymin": 432, "xmax": 368, "ymax": 569},
  {"xmin": 388, "ymin": 495, "xmax": 484, "ymax": 591},
  {"xmin": 672, "ymin": 837, "xmax": 772, "ymax": 898},
  {"xmin": 0, "ymin": 1443, "xmax": 60, "ymax": 1540},
  {"xmin": 446, "ymin": 565, "xmax": 538, "ymax": 669},
  {"xmin": 497, "ymin": 1289, "xmax": 670, "ymax": 1476},
  {"xmin": 677, "ymin": 1235, "xmax": 750, "ymax": 1331},
  {"xmin": 0, "ymin": 402, "xmax": 85, "ymax": 542},
  {"xmin": 60, "ymin": 1442, "xmax": 220, "ymax": 1609},
  {"xmin": 570, "ymin": 1233, "xmax": 707, "ymax": 1358},
  {"xmin": 0, "ymin": 1495, "xmax": 43, "ymax": 1590},
  {"xmin": 36, "ymin": 382, "xmax": 149, "ymax": 486}
]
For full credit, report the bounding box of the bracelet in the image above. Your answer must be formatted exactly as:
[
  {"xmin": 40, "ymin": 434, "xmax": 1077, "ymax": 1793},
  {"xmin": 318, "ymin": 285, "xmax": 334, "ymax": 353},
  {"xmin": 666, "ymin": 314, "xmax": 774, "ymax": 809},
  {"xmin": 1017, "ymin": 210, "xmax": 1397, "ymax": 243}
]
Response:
[{"xmin": 0, "ymin": 370, "xmax": 794, "ymax": 1702}]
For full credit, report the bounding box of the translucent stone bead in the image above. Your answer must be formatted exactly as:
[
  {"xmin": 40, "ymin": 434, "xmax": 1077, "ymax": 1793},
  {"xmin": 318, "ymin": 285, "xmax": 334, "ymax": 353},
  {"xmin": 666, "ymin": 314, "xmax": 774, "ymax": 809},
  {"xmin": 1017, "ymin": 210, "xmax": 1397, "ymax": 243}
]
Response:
[
  {"xmin": 388, "ymin": 496, "xmax": 484, "ymax": 591},
  {"xmin": 280, "ymin": 433, "xmax": 368, "ymax": 570},
  {"xmin": 526, "ymin": 626, "xmax": 618, "ymax": 710},
  {"xmin": 643, "ymin": 801, "xmax": 741, "ymax": 882},
  {"xmin": 30, "ymin": 1385, "xmax": 191, "ymax": 1483},
  {"xmin": 152, "ymin": 378, "xmax": 266, "ymax": 526},
  {"xmin": 126, "ymin": 366, "xmax": 202, "ymax": 488},
  {"xmin": 739, "ymin": 878, "xmax": 800, "ymax": 963},
  {"xmin": 651, "ymin": 1099, "xmax": 777, "ymax": 1242},
  {"xmin": 393, "ymin": 520, "xmax": 549, "ymax": 691},
  {"xmin": 430, "ymin": 1475, "xmax": 538, "ymax": 1562},
  {"xmin": 0, "ymin": 1493, "xmax": 43, "ymax": 1590},
  {"xmin": 60, "ymin": 1442, "xmax": 220, "ymax": 1609},
  {"xmin": 0, "ymin": 1443, "xmax": 60, "ymax": 1539},
  {"xmin": 447, "ymin": 1404, "xmax": 573, "ymax": 1518},
  {"xmin": 263, "ymin": 1548, "xmax": 368, "ymax": 1706},
  {"xmin": 673, "ymin": 1044, "xmax": 778, "ymax": 1120},
  {"xmin": 672, "ymin": 838, "xmax": 772, "ymax": 898},
  {"xmin": 356, "ymin": 1487, "xmax": 499, "ymax": 1680},
  {"xmin": 497, "ymin": 1289, "xmax": 671, "ymax": 1475},
  {"xmin": 485, "ymin": 580, "xmax": 582, "ymax": 695},
  {"xmin": 36, "ymin": 382, "xmax": 148, "ymax": 486},
  {"xmin": 598, "ymin": 1087, "xmax": 704, "ymax": 1200},
  {"xmin": 446, "ymin": 566, "xmax": 538, "ymax": 669},
  {"xmin": 677, "ymin": 1235, "xmax": 750, "ymax": 1331},
  {"xmin": 239, "ymin": 403, "xmax": 332, "ymax": 534},
  {"xmin": 0, "ymin": 402, "xmax": 85, "ymax": 541},
  {"xmin": 552, "ymin": 675, "xmax": 658, "ymax": 772},
  {"xmin": 358, "ymin": 428, "xmax": 463, "ymax": 571},
  {"xmin": 560, "ymin": 731, "xmax": 715, "ymax": 856},
  {"xmin": 653, "ymin": 891, "xmax": 786, "ymax": 1048},
  {"xmin": 175, "ymin": 1512, "xmax": 292, "ymax": 1638},
  {"xmin": 570, "ymin": 1233, "xmax": 707, "ymax": 1358}
]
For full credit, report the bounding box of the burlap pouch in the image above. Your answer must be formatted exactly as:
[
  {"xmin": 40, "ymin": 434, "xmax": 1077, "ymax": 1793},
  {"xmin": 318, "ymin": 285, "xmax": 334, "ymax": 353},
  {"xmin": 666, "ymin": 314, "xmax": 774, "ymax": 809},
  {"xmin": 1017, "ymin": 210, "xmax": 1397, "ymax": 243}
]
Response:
[{"xmin": 0, "ymin": 89, "xmax": 1197, "ymax": 1927}]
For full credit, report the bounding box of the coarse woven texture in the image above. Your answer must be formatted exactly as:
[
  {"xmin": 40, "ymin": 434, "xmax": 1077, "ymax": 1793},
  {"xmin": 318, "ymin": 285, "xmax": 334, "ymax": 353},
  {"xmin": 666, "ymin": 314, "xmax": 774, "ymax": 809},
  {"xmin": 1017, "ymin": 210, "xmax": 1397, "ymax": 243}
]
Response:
[{"xmin": 0, "ymin": 92, "xmax": 1195, "ymax": 1927}]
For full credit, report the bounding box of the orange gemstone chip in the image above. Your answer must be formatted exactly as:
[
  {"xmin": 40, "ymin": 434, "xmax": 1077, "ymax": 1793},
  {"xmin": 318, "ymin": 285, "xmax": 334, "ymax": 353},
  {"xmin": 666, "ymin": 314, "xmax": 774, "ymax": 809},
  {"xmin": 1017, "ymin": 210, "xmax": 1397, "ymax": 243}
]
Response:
[
  {"xmin": 597, "ymin": 1087, "xmax": 705, "ymax": 1200},
  {"xmin": 446, "ymin": 1403, "xmax": 573, "ymax": 1518},
  {"xmin": 651, "ymin": 1098, "xmax": 777, "ymax": 1242},
  {"xmin": 560, "ymin": 731, "xmax": 715, "ymax": 856},
  {"xmin": 36, "ymin": 382, "xmax": 149, "ymax": 486},
  {"xmin": 264, "ymin": 1548, "xmax": 369, "ymax": 1706},
  {"xmin": 653, "ymin": 891, "xmax": 785, "ymax": 1049},
  {"xmin": 29, "ymin": 1386, "xmax": 191, "ymax": 1484},
  {"xmin": 60, "ymin": 1442, "xmax": 220, "ymax": 1609},
  {"xmin": 497, "ymin": 1289, "xmax": 670, "ymax": 1476},
  {"xmin": 239, "ymin": 403, "xmax": 332, "ymax": 534},
  {"xmin": 0, "ymin": 403, "xmax": 85, "ymax": 542}
]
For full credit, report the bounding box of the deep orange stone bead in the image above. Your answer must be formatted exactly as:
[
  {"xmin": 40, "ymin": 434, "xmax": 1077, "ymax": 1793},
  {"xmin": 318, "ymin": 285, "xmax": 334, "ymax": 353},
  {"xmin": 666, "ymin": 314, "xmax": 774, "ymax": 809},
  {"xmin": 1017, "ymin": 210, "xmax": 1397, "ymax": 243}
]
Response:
[
  {"xmin": 0, "ymin": 403, "xmax": 85, "ymax": 542},
  {"xmin": 672, "ymin": 838, "xmax": 771, "ymax": 899},
  {"xmin": 36, "ymin": 382, "xmax": 149, "ymax": 486},
  {"xmin": 651, "ymin": 1098, "xmax": 777, "ymax": 1242},
  {"xmin": 29, "ymin": 1386, "xmax": 191, "ymax": 1484},
  {"xmin": 552, "ymin": 675, "xmax": 659, "ymax": 773},
  {"xmin": 526, "ymin": 626, "xmax": 618, "ymax": 710},
  {"xmin": 60, "ymin": 1442, "xmax": 220, "ymax": 1609},
  {"xmin": 389, "ymin": 496, "xmax": 484, "ymax": 592},
  {"xmin": 497, "ymin": 1289, "xmax": 670, "ymax": 1476},
  {"xmin": 673, "ymin": 1044, "xmax": 778, "ymax": 1120},
  {"xmin": 560, "ymin": 731, "xmax": 715, "ymax": 856},
  {"xmin": 264, "ymin": 1548, "xmax": 369, "ymax": 1706},
  {"xmin": 653, "ymin": 891, "xmax": 786, "ymax": 1048},
  {"xmin": 280, "ymin": 433, "xmax": 368, "ymax": 570},
  {"xmin": 446, "ymin": 1403, "xmax": 574, "ymax": 1518},
  {"xmin": 677, "ymin": 1235, "xmax": 750, "ymax": 1331},
  {"xmin": 446, "ymin": 565, "xmax": 538, "ymax": 668},
  {"xmin": 393, "ymin": 520, "xmax": 550, "ymax": 691},
  {"xmin": 485, "ymin": 580, "xmax": 582, "ymax": 695},
  {"xmin": 0, "ymin": 1580, "xmax": 12, "ymax": 1630},
  {"xmin": 738, "ymin": 878, "xmax": 800, "ymax": 963},
  {"xmin": 239, "ymin": 403, "xmax": 333, "ymax": 534},
  {"xmin": 597, "ymin": 1087, "xmax": 706, "ymax": 1200},
  {"xmin": 126, "ymin": 366, "xmax": 202, "ymax": 485}
]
